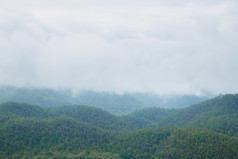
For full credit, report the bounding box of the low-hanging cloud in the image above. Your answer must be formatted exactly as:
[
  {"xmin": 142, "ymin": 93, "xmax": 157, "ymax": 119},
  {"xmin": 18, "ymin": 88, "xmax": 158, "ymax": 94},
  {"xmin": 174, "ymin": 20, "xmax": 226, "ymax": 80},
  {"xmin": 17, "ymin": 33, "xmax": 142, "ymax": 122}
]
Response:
[{"xmin": 0, "ymin": 0, "xmax": 238, "ymax": 95}]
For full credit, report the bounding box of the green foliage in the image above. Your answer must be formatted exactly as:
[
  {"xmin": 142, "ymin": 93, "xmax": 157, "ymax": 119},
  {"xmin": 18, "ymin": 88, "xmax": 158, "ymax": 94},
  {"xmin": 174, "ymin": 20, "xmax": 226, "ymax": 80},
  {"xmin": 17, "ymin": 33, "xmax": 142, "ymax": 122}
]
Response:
[
  {"xmin": 0, "ymin": 102, "xmax": 153, "ymax": 130},
  {"xmin": 119, "ymin": 115, "xmax": 156, "ymax": 129},
  {"xmin": 16, "ymin": 151, "xmax": 122, "ymax": 159},
  {"xmin": 129, "ymin": 94, "xmax": 238, "ymax": 136},
  {"xmin": 0, "ymin": 94, "xmax": 238, "ymax": 159},
  {"xmin": 0, "ymin": 117, "xmax": 113, "ymax": 157},
  {"xmin": 111, "ymin": 127, "xmax": 238, "ymax": 159},
  {"xmin": 0, "ymin": 102, "xmax": 48, "ymax": 118},
  {"xmin": 48, "ymin": 105, "xmax": 128, "ymax": 130}
]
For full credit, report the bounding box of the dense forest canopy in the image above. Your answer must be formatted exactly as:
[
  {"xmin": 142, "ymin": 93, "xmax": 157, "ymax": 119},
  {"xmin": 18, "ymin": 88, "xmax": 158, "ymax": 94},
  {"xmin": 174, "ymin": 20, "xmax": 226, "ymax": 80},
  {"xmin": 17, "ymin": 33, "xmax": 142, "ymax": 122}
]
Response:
[{"xmin": 0, "ymin": 94, "xmax": 238, "ymax": 158}]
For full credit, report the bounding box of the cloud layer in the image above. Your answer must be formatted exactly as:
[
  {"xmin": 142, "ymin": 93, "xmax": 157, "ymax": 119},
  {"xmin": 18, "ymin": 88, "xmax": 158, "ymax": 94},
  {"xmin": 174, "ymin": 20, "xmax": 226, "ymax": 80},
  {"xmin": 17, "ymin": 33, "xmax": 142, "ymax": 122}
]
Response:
[{"xmin": 0, "ymin": 0, "xmax": 238, "ymax": 95}]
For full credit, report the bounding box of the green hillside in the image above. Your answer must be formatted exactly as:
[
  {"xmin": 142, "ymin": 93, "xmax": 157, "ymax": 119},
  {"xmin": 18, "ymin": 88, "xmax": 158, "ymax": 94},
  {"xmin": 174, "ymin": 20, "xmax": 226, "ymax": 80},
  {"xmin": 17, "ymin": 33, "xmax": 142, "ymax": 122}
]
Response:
[
  {"xmin": 47, "ymin": 105, "xmax": 128, "ymax": 130},
  {"xmin": 112, "ymin": 127, "xmax": 238, "ymax": 159},
  {"xmin": 0, "ymin": 117, "xmax": 113, "ymax": 158},
  {"xmin": 0, "ymin": 102, "xmax": 153, "ymax": 131},
  {"xmin": 130, "ymin": 94, "xmax": 238, "ymax": 136},
  {"xmin": 0, "ymin": 94, "xmax": 238, "ymax": 159},
  {"xmin": 0, "ymin": 102, "xmax": 48, "ymax": 118},
  {"xmin": 0, "ymin": 117, "xmax": 237, "ymax": 159}
]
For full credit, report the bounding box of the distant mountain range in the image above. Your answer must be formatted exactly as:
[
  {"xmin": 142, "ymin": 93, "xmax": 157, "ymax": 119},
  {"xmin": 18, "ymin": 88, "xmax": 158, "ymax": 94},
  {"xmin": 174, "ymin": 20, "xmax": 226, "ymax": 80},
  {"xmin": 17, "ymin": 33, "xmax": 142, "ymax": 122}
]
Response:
[
  {"xmin": 0, "ymin": 94, "xmax": 237, "ymax": 158},
  {"xmin": 0, "ymin": 86, "xmax": 211, "ymax": 114}
]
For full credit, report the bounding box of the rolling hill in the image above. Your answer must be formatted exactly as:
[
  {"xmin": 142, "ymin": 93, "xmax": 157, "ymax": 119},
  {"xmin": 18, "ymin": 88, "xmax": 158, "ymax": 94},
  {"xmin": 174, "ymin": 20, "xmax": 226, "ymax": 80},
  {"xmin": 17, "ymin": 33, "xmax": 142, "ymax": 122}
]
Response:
[
  {"xmin": 129, "ymin": 94, "xmax": 238, "ymax": 136},
  {"xmin": 0, "ymin": 94, "xmax": 237, "ymax": 158},
  {"xmin": 0, "ymin": 86, "xmax": 210, "ymax": 114}
]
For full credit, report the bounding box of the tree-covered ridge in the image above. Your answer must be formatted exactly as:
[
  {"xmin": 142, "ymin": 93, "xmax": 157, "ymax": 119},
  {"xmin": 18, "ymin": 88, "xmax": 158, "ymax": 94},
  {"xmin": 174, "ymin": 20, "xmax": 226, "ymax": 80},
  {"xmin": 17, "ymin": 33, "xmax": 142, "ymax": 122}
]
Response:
[
  {"xmin": 0, "ymin": 102, "xmax": 153, "ymax": 130},
  {"xmin": 0, "ymin": 102, "xmax": 49, "ymax": 124},
  {"xmin": 0, "ymin": 86, "xmax": 209, "ymax": 114},
  {"xmin": 0, "ymin": 117, "xmax": 237, "ymax": 159},
  {"xmin": 0, "ymin": 117, "xmax": 113, "ymax": 158},
  {"xmin": 112, "ymin": 127, "xmax": 238, "ymax": 159},
  {"xmin": 47, "ymin": 105, "xmax": 128, "ymax": 130},
  {"xmin": 0, "ymin": 87, "xmax": 72, "ymax": 108},
  {"xmin": 0, "ymin": 94, "xmax": 238, "ymax": 159},
  {"xmin": 129, "ymin": 94, "xmax": 238, "ymax": 136},
  {"xmin": 0, "ymin": 102, "xmax": 48, "ymax": 118}
]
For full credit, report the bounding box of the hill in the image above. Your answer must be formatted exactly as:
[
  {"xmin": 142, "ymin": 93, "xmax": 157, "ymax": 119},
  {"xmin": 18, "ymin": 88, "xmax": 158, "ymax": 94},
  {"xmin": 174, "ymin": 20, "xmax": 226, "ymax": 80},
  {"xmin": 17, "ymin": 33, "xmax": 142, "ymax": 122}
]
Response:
[
  {"xmin": 0, "ymin": 118, "xmax": 237, "ymax": 159},
  {"xmin": 47, "ymin": 105, "xmax": 128, "ymax": 130},
  {"xmin": 0, "ymin": 102, "xmax": 153, "ymax": 130},
  {"xmin": 0, "ymin": 102, "xmax": 48, "ymax": 118},
  {"xmin": 0, "ymin": 86, "xmax": 72, "ymax": 107},
  {"xmin": 0, "ymin": 86, "xmax": 210, "ymax": 114},
  {"xmin": 112, "ymin": 127, "xmax": 238, "ymax": 159},
  {"xmin": 0, "ymin": 117, "xmax": 113, "ymax": 158},
  {"xmin": 129, "ymin": 94, "xmax": 238, "ymax": 136},
  {"xmin": 0, "ymin": 100, "xmax": 238, "ymax": 159}
]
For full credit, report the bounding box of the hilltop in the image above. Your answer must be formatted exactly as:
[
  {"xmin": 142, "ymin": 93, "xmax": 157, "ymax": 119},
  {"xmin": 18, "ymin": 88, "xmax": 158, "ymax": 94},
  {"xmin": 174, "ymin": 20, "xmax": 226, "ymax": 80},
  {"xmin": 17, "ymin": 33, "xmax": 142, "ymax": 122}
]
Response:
[
  {"xmin": 0, "ymin": 94, "xmax": 238, "ymax": 158},
  {"xmin": 0, "ymin": 86, "xmax": 210, "ymax": 114}
]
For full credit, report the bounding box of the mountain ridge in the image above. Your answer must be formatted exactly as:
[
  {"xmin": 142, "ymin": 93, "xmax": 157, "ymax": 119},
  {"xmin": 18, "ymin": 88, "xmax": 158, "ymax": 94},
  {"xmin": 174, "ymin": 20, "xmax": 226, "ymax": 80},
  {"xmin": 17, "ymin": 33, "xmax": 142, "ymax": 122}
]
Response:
[
  {"xmin": 0, "ymin": 86, "xmax": 210, "ymax": 114},
  {"xmin": 129, "ymin": 94, "xmax": 238, "ymax": 136},
  {"xmin": 0, "ymin": 94, "xmax": 237, "ymax": 158}
]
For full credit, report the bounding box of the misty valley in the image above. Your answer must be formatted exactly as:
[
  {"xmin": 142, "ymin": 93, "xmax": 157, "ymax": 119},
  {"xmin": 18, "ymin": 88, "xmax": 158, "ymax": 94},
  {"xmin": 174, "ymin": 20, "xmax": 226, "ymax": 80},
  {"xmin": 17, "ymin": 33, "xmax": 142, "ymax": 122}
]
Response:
[
  {"xmin": 0, "ymin": 87, "xmax": 237, "ymax": 159},
  {"xmin": 2, "ymin": 0, "xmax": 238, "ymax": 158}
]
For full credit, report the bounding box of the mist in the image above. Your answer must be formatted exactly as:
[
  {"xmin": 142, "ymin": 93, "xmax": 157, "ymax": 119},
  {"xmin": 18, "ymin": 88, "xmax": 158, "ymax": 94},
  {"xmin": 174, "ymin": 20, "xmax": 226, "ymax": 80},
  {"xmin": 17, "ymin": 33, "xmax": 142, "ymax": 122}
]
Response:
[{"xmin": 1, "ymin": 0, "xmax": 238, "ymax": 95}]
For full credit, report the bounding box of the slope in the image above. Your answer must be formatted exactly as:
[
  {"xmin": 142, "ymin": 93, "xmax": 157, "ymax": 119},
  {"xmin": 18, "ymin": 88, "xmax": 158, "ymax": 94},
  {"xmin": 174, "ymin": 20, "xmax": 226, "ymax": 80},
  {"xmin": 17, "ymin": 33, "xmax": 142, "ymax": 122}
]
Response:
[
  {"xmin": 0, "ymin": 100, "xmax": 238, "ymax": 159},
  {"xmin": 0, "ymin": 86, "xmax": 210, "ymax": 114},
  {"xmin": 0, "ymin": 102, "xmax": 153, "ymax": 130},
  {"xmin": 129, "ymin": 94, "xmax": 238, "ymax": 136},
  {"xmin": 111, "ymin": 127, "xmax": 238, "ymax": 159},
  {"xmin": 0, "ymin": 117, "xmax": 112, "ymax": 158},
  {"xmin": 0, "ymin": 86, "xmax": 72, "ymax": 107}
]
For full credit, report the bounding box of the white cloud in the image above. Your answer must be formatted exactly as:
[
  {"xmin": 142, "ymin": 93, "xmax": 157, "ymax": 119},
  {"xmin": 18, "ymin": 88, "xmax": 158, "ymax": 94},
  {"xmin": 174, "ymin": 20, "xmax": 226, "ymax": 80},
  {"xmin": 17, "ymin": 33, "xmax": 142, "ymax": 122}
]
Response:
[{"xmin": 0, "ymin": 0, "xmax": 238, "ymax": 95}]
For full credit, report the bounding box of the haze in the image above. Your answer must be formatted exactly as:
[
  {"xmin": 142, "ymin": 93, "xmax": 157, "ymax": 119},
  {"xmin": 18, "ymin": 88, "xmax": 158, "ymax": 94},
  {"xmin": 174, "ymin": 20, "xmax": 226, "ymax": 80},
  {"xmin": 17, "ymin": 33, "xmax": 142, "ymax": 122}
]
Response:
[{"xmin": 0, "ymin": 0, "xmax": 238, "ymax": 95}]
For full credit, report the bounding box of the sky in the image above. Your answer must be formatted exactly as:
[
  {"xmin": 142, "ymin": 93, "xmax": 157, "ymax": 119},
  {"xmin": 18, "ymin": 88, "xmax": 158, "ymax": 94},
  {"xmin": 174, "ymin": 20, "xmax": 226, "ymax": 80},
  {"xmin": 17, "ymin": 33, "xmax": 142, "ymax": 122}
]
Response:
[{"xmin": 0, "ymin": 0, "xmax": 238, "ymax": 95}]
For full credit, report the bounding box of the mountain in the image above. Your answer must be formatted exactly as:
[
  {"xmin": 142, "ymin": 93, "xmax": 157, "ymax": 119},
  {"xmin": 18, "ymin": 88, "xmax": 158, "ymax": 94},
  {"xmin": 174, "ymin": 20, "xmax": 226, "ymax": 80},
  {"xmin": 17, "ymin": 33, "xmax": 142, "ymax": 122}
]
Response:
[
  {"xmin": 47, "ymin": 105, "xmax": 128, "ymax": 130},
  {"xmin": 0, "ymin": 86, "xmax": 210, "ymax": 114},
  {"xmin": 112, "ymin": 127, "xmax": 238, "ymax": 159},
  {"xmin": 70, "ymin": 91, "xmax": 146, "ymax": 114},
  {"xmin": 0, "ymin": 117, "xmax": 113, "ymax": 158},
  {"xmin": 0, "ymin": 102, "xmax": 49, "ymax": 124},
  {"xmin": 72, "ymin": 91, "xmax": 210, "ymax": 114},
  {"xmin": 0, "ymin": 86, "xmax": 72, "ymax": 107},
  {"xmin": 128, "ymin": 93, "xmax": 210, "ymax": 108},
  {"xmin": 0, "ymin": 102, "xmax": 153, "ymax": 130},
  {"xmin": 129, "ymin": 94, "xmax": 238, "ymax": 136},
  {"xmin": 0, "ymin": 102, "xmax": 48, "ymax": 118},
  {"xmin": 0, "ymin": 99, "xmax": 238, "ymax": 159}
]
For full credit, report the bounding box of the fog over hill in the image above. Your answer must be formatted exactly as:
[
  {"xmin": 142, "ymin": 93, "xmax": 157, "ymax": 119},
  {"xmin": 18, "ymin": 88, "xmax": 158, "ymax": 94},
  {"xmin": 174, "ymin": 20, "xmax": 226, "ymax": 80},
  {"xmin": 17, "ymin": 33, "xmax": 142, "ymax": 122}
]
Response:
[
  {"xmin": 1, "ymin": 0, "xmax": 238, "ymax": 95},
  {"xmin": 0, "ymin": 86, "xmax": 211, "ymax": 114},
  {"xmin": 1, "ymin": 0, "xmax": 238, "ymax": 158}
]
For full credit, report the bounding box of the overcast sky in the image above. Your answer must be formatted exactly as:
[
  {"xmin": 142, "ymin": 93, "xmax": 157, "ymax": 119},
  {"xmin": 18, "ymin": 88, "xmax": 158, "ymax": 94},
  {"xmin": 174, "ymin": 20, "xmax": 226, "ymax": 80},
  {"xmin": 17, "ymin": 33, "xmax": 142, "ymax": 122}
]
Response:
[{"xmin": 0, "ymin": 0, "xmax": 238, "ymax": 95}]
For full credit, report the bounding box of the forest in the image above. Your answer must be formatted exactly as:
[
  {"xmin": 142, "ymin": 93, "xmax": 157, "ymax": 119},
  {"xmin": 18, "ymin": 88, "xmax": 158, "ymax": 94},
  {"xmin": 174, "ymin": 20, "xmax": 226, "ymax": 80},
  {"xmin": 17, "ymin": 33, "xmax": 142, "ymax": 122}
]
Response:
[
  {"xmin": 0, "ymin": 86, "xmax": 209, "ymax": 114},
  {"xmin": 1, "ymin": 0, "xmax": 237, "ymax": 158},
  {"xmin": 0, "ymin": 93, "xmax": 238, "ymax": 158}
]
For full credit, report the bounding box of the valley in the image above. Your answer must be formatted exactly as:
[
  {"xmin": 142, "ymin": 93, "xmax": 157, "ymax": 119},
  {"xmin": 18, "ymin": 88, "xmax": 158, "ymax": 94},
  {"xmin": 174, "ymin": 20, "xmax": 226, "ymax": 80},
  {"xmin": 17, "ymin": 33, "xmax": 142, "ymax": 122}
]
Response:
[{"xmin": 0, "ymin": 93, "xmax": 237, "ymax": 159}]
